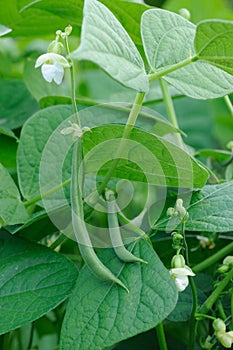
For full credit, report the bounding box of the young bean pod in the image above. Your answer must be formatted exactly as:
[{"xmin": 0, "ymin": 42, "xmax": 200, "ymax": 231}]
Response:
[
  {"xmin": 71, "ymin": 139, "xmax": 129, "ymax": 292},
  {"xmin": 106, "ymin": 192, "xmax": 147, "ymax": 264}
]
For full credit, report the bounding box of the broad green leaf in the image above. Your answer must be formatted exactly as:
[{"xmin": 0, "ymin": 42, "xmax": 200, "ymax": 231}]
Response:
[
  {"xmin": 17, "ymin": 105, "xmax": 73, "ymax": 200},
  {"xmin": 0, "ymin": 79, "xmax": 38, "ymax": 130},
  {"xmin": 60, "ymin": 239, "xmax": 177, "ymax": 350},
  {"xmin": 0, "ymin": 0, "xmax": 80, "ymax": 37},
  {"xmin": 0, "ymin": 232, "xmax": 78, "ymax": 335},
  {"xmin": 72, "ymin": 0, "xmax": 149, "ymax": 92},
  {"xmin": 19, "ymin": 0, "xmax": 83, "ymax": 26},
  {"xmin": 186, "ymin": 181, "xmax": 233, "ymax": 232},
  {"xmin": 0, "ymin": 164, "xmax": 28, "ymax": 227},
  {"xmin": 195, "ymin": 20, "xmax": 233, "ymax": 75},
  {"xmin": 17, "ymin": 104, "xmax": 180, "ymax": 200},
  {"xmin": 141, "ymin": 9, "xmax": 233, "ymax": 99},
  {"xmin": 82, "ymin": 125, "xmax": 208, "ymax": 188},
  {"xmin": 141, "ymin": 9, "xmax": 194, "ymax": 71},
  {"xmin": 165, "ymin": 62, "xmax": 233, "ymax": 99}
]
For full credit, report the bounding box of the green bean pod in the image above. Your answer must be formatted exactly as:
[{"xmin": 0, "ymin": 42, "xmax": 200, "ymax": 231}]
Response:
[
  {"xmin": 71, "ymin": 139, "xmax": 129, "ymax": 292},
  {"xmin": 107, "ymin": 194, "xmax": 147, "ymax": 264}
]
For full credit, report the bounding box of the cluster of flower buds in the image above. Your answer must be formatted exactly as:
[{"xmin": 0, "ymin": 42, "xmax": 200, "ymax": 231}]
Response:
[
  {"xmin": 213, "ymin": 318, "xmax": 233, "ymax": 348},
  {"xmin": 169, "ymin": 254, "xmax": 195, "ymax": 292},
  {"xmin": 35, "ymin": 26, "xmax": 73, "ymax": 85},
  {"xmin": 167, "ymin": 198, "xmax": 189, "ymax": 222}
]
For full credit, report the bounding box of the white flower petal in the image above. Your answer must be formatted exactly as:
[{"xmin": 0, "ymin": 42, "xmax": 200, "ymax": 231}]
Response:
[
  {"xmin": 35, "ymin": 52, "xmax": 69, "ymax": 68},
  {"xmin": 53, "ymin": 63, "xmax": 64, "ymax": 85},
  {"xmin": 41, "ymin": 64, "xmax": 57, "ymax": 83},
  {"xmin": 175, "ymin": 275, "xmax": 189, "ymax": 292},
  {"xmin": 170, "ymin": 267, "xmax": 195, "ymax": 277}
]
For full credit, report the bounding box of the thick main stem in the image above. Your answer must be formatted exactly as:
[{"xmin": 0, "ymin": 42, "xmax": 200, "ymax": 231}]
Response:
[
  {"xmin": 224, "ymin": 95, "xmax": 233, "ymax": 119},
  {"xmin": 198, "ymin": 267, "xmax": 233, "ymax": 315},
  {"xmin": 64, "ymin": 36, "xmax": 80, "ymax": 126},
  {"xmin": 159, "ymin": 78, "xmax": 183, "ymax": 148},
  {"xmin": 193, "ymin": 242, "xmax": 233, "ymax": 273},
  {"xmin": 97, "ymin": 91, "xmax": 145, "ymax": 195},
  {"xmin": 156, "ymin": 322, "xmax": 168, "ymax": 350},
  {"xmin": 188, "ymin": 276, "xmax": 198, "ymax": 350}
]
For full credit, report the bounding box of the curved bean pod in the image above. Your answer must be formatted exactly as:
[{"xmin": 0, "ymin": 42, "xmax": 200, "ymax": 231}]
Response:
[
  {"xmin": 71, "ymin": 139, "xmax": 129, "ymax": 292},
  {"xmin": 107, "ymin": 193, "xmax": 147, "ymax": 264}
]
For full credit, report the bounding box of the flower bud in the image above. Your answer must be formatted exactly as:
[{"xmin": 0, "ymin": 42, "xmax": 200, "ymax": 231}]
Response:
[
  {"xmin": 48, "ymin": 40, "xmax": 64, "ymax": 55},
  {"xmin": 223, "ymin": 255, "xmax": 233, "ymax": 266},
  {"xmin": 213, "ymin": 318, "xmax": 226, "ymax": 333},
  {"xmin": 171, "ymin": 254, "xmax": 185, "ymax": 268},
  {"xmin": 217, "ymin": 264, "xmax": 229, "ymax": 274},
  {"xmin": 167, "ymin": 207, "xmax": 176, "ymax": 217},
  {"xmin": 226, "ymin": 141, "xmax": 233, "ymax": 150},
  {"xmin": 65, "ymin": 25, "xmax": 72, "ymax": 36},
  {"xmin": 179, "ymin": 8, "xmax": 191, "ymax": 20}
]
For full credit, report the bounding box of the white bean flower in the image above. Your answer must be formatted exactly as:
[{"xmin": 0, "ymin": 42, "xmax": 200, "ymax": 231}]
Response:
[
  {"xmin": 170, "ymin": 266, "xmax": 195, "ymax": 292},
  {"xmin": 216, "ymin": 331, "xmax": 233, "ymax": 348},
  {"xmin": 35, "ymin": 53, "xmax": 70, "ymax": 85}
]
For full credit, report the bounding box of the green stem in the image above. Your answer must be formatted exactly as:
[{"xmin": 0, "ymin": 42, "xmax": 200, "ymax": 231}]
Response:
[
  {"xmin": 148, "ymin": 56, "xmax": 198, "ymax": 82},
  {"xmin": 97, "ymin": 91, "xmax": 145, "ymax": 195},
  {"xmin": 64, "ymin": 36, "xmax": 80, "ymax": 125},
  {"xmin": 193, "ymin": 242, "xmax": 233, "ymax": 273},
  {"xmin": 49, "ymin": 233, "xmax": 68, "ymax": 250},
  {"xmin": 156, "ymin": 322, "xmax": 168, "ymax": 350},
  {"xmin": 224, "ymin": 95, "xmax": 233, "ymax": 118},
  {"xmin": 23, "ymin": 179, "xmax": 70, "ymax": 207},
  {"xmin": 159, "ymin": 78, "xmax": 183, "ymax": 148},
  {"xmin": 198, "ymin": 267, "xmax": 233, "ymax": 315},
  {"xmin": 188, "ymin": 276, "xmax": 198, "ymax": 350},
  {"xmin": 195, "ymin": 314, "xmax": 216, "ymax": 321},
  {"xmin": 216, "ymin": 299, "xmax": 227, "ymax": 321}
]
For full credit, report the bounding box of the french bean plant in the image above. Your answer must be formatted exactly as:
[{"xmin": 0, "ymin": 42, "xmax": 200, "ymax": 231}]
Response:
[{"xmin": 0, "ymin": 0, "xmax": 233, "ymax": 349}]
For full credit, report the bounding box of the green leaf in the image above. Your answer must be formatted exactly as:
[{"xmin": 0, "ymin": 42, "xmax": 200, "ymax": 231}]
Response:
[
  {"xmin": 72, "ymin": 0, "xmax": 149, "ymax": 92},
  {"xmin": 20, "ymin": 0, "xmax": 83, "ymax": 26},
  {"xmin": 0, "ymin": 231, "xmax": 78, "ymax": 335},
  {"xmin": 17, "ymin": 105, "xmax": 73, "ymax": 200},
  {"xmin": 186, "ymin": 181, "xmax": 233, "ymax": 232},
  {"xmin": 195, "ymin": 20, "xmax": 233, "ymax": 76},
  {"xmin": 60, "ymin": 239, "xmax": 177, "ymax": 350},
  {"xmin": 0, "ymin": 0, "xmax": 81, "ymax": 37},
  {"xmin": 82, "ymin": 125, "xmax": 208, "ymax": 189},
  {"xmin": 17, "ymin": 104, "xmax": 180, "ymax": 201},
  {"xmin": 0, "ymin": 164, "xmax": 28, "ymax": 227},
  {"xmin": 141, "ymin": 9, "xmax": 194, "ymax": 71},
  {"xmin": 0, "ymin": 79, "xmax": 38, "ymax": 130},
  {"xmin": 141, "ymin": 9, "xmax": 233, "ymax": 99}
]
